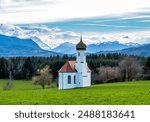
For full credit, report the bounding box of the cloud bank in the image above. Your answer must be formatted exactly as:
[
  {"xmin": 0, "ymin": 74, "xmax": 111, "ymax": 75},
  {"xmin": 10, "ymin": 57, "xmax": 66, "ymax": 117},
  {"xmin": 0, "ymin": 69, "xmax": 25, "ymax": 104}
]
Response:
[
  {"xmin": 0, "ymin": 0, "xmax": 150, "ymax": 24},
  {"xmin": 0, "ymin": 24, "xmax": 150, "ymax": 50}
]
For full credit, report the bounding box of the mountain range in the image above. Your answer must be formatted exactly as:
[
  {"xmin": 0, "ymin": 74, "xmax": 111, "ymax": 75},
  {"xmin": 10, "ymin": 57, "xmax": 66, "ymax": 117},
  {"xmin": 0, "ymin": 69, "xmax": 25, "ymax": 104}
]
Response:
[
  {"xmin": 52, "ymin": 41, "xmax": 140, "ymax": 54},
  {"xmin": 0, "ymin": 24, "xmax": 150, "ymax": 57},
  {"xmin": 97, "ymin": 44, "xmax": 150, "ymax": 57},
  {"xmin": 52, "ymin": 42, "xmax": 76, "ymax": 54},
  {"xmin": 116, "ymin": 44, "xmax": 150, "ymax": 56},
  {"xmin": 0, "ymin": 33, "xmax": 150, "ymax": 57},
  {"xmin": 0, "ymin": 34, "xmax": 59, "ymax": 57}
]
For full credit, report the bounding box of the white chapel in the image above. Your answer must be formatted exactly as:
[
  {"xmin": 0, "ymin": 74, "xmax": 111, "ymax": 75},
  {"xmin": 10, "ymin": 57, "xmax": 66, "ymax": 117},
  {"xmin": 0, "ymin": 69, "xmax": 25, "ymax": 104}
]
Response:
[{"xmin": 58, "ymin": 35, "xmax": 91, "ymax": 89}]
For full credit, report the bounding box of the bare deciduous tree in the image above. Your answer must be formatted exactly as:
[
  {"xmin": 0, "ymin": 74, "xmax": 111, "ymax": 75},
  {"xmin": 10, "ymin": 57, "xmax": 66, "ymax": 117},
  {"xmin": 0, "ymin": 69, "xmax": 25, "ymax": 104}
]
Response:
[
  {"xmin": 3, "ymin": 58, "xmax": 24, "ymax": 90},
  {"xmin": 98, "ymin": 66, "xmax": 121, "ymax": 83},
  {"xmin": 119, "ymin": 56, "xmax": 142, "ymax": 81}
]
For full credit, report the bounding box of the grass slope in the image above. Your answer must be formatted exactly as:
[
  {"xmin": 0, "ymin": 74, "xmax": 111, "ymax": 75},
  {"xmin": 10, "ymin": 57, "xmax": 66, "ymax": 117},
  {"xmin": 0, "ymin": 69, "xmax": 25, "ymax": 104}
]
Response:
[{"xmin": 0, "ymin": 80, "xmax": 150, "ymax": 105}]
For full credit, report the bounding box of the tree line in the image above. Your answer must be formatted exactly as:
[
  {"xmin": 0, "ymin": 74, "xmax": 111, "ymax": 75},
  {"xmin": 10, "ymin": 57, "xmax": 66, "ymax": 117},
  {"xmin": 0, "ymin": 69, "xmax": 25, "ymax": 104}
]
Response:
[{"xmin": 0, "ymin": 53, "xmax": 150, "ymax": 85}]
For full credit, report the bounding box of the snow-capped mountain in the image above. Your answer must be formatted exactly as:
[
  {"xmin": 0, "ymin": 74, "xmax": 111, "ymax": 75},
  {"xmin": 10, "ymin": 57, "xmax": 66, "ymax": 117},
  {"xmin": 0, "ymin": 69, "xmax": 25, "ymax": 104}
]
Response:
[
  {"xmin": 31, "ymin": 36, "xmax": 51, "ymax": 51},
  {"xmin": 97, "ymin": 43, "xmax": 150, "ymax": 57},
  {"xmin": 87, "ymin": 41, "xmax": 140, "ymax": 53},
  {"xmin": 0, "ymin": 24, "xmax": 27, "ymax": 38},
  {"xmin": 0, "ymin": 23, "xmax": 150, "ymax": 56},
  {"xmin": 0, "ymin": 24, "xmax": 64, "ymax": 50},
  {"xmin": 126, "ymin": 42, "xmax": 140, "ymax": 46},
  {"xmin": 118, "ymin": 44, "xmax": 150, "ymax": 56},
  {"xmin": 52, "ymin": 42, "xmax": 76, "ymax": 54},
  {"xmin": 0, "ymin": 34, "xmax": 59, "ymax": 57},
  {"xmin": 52, "ymin": 41, "xmax": 140, "ymax": 54},
  {"xmin": 0, "ymin": 33, "xmax": 149, "ymax": 57}
]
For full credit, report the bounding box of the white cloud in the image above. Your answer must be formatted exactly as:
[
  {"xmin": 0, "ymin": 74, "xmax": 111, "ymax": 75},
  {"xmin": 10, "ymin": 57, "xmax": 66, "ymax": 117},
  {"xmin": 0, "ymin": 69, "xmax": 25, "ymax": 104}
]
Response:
[
  {"xmin": 119, "ymin": 15, "xmax": 150, "ymax": 20},
  {"xmin": 1, "ymin": 24, "xmax": 150, "ymax": 50},
  {"xmin": 138, "ymin": 20, "xmax": 150, "ymax": 22},
  {"xmin": 78, "ymin": 23, "xmax": 135, "ymax": 28},
  {"xmin": 83, "ymin": 31, "xmax": 150, "ymax": 44},
  {"xmin": 0, "ymin": 0, "xmax": 150, "ymax": 24}
]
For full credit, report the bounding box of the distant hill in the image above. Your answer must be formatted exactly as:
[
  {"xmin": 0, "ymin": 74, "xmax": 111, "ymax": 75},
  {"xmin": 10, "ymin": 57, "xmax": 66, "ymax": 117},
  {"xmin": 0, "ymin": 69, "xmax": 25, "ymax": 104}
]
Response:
[
  {"xmin": 97, "ymin": 43, "xmax": 150, "ymax": 56},
  {"xmin": 52, "ymin": 42, "xmax": 76, "ymax": 54},
  {"xmin": 0, "ymin": 34, "xmax": 59, "ymax": 57},
  {"xmin": 87, "ymin": 41, "xmax": 139, "ymax": 53},
  {"xmin": 52, "ymin": 41, "xmax": 139, "ymax": 54},
  {"xmin": 118, "ymin": 44, "xmax": 150, "ymax": 56}
]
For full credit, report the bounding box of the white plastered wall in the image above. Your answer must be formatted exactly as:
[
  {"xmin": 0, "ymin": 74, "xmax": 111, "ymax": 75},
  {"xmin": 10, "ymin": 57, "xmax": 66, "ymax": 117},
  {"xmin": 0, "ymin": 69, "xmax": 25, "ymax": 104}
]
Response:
[{"xmin": 59, "ymin": 72, "xmax": 77, "ymax": 89}]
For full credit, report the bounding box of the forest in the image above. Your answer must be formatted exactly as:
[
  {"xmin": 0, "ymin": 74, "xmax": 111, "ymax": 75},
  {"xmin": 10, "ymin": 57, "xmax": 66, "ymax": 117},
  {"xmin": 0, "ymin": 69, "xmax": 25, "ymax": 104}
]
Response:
[{"xmin": 0, "ymin": 53, "xmax": 150, "ymax": 85}]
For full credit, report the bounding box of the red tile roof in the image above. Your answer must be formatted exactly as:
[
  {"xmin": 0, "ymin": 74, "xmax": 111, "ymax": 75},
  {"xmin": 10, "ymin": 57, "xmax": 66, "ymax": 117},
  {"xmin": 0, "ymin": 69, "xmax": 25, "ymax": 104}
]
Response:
[{"xmin": 58, "ymin": 60, "xmax": 91, "ymax": 73}]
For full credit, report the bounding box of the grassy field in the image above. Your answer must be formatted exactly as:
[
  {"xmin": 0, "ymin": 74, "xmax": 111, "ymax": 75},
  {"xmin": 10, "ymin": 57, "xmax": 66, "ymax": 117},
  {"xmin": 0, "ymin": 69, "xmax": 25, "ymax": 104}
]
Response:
[{"xmin": 0, "ymin": 79, "xmax": 150, "ymax": 105}]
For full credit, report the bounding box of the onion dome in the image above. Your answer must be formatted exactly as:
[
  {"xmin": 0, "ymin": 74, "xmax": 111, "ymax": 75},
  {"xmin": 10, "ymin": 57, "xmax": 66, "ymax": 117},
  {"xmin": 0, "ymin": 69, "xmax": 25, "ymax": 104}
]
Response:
[{"xmin": 76, "ymin": 35, "xmax": 86, "ymax": 50}]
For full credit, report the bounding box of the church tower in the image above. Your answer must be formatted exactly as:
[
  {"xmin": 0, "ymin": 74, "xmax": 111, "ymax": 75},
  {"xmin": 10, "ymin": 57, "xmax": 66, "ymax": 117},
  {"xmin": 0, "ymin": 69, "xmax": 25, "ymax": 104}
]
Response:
[
  {"xmin": 75, "ymin": 35, "xmax": 89, "ymax": 87},
  {"xmin": 75, "ymin": 35, "xmax": 87, "ymax": 74},
  {"xmin": 58, "ymin": 35, "xmax": 91, "ymax": 89}
]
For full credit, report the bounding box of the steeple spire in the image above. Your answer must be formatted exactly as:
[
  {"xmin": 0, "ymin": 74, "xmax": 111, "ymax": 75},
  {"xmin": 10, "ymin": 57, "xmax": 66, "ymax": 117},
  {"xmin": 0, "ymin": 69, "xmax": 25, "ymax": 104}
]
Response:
[
  {"xmin": 80, "ymin": 33, "xmax": 82, "ymax": 42},
  {"xmin": 76, "ymin": 33, "xmax": 86, "ymax": 50}
]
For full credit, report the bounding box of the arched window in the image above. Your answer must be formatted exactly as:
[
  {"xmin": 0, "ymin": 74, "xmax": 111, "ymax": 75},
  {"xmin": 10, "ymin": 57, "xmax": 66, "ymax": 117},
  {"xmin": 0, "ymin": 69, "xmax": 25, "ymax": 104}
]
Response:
[
  {"xmin": 68, "ymin": 75, "xmax": 71, "ymax": 84},
  {"xmin": 78, "ymin": 52, "xmax": 80, "ymax": 56},
  {"xmin": 74, "ymin": 75, "xmax": 76, "ymax": 84}
]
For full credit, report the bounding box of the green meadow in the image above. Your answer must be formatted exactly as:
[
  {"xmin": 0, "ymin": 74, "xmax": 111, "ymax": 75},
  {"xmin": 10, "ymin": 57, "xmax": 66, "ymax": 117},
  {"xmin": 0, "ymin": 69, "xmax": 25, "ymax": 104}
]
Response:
[{"xmin": 0, "ymin": 80, "xmax": 150, "ymax": 105}]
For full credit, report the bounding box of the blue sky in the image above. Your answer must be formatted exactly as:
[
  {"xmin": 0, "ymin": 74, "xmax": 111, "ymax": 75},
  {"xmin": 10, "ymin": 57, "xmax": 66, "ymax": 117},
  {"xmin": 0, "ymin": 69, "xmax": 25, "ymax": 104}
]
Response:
[
  {"xmin": 0, "ymin": 0, "xmax": 150, "ymax": 45},
  {"xmin": 41, "ymin": 10, "xmax": 150, "ymax": 33},
  {"xmin": 2, "ymin": 0, "xmax": 148, "ymax": 33},
  {"xmin": 15, "ymin": 8, "xmax": 150, "ymax": 34}
]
